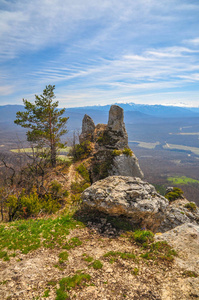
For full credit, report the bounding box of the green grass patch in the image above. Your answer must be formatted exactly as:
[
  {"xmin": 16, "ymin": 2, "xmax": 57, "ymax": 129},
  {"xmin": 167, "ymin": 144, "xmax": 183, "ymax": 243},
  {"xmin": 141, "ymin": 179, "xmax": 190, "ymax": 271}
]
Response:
[
  {"xmin": 132, "ymin": 230, "xmax": 154, "ymax": 244},
  {"xmin": 168, "ymin": 176, "xmax": 199, "ymax": 185},
  {"xmin": 42, "ymin": 289, "xmax": 50, "ymax": 297},
  {"xmin": 82, "ymin": 254, "xmax": 93, "ymax": 262},
  {"xmin": 58, "ymin": 251, "xmax": 69, "ymax": 263},
  {"xmin": 182, "ymin": 270, "xmax": 198, "ymax": 278},
  {"xmin": 141, "ymin": 241, "xmax": 177, "ymax": 262},
  {"xmin": 132, "ymin": 267, "xmax": 139, "ymax": 275},
  {"xmin": 57, "ymin": 155, "xmax": 72, "ymax": 162},
  {"xmin": 62, "ymin": 237, "xmax": 82, "ymax": 250},
  {"xmin": 56, "ymin": 272, "xmax": 91, "ymax": 300},
  {"xmin": 10, "ymin": 146, "xmax": 71, "ymax": 154},
  {"xmin": 91, "ymin": 260, "xmax": 103, "ymax": 269},
  {"xmin": 47, "ymin": 280, "xmax": 57, "ymax": 286},
  {"xmin": 0, "ymin": 215, "xmax": 83, "ymax": 258},
  {"xmin": 104, "ymin": 251, "xmax": 136, "ymax": 262}
]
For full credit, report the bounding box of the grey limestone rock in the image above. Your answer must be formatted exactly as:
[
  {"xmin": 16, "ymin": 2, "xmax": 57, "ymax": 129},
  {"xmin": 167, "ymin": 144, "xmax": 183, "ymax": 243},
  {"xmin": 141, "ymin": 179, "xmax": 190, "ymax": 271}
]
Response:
[
  {"xmin": 155, "ymin": 223, "xmax": 199, "ymax": 273},
  {"xmin": 82, "ymin": 175, "xmax": 169, "ymax": 231},
  {"xmin": 158, "ymin": 198, "xmax": 199, "ymax": 232},
  {"xmin": 106, "ymin": 105, "xmax": 128, "ymax": 149},
  {"xmin": 82, "ymin": 175, "xmax": 199, "ymax": 232},
  {"xmin": 79, "ymin": 114, "xmax": 95, "ymax": 143},
  {"xmin": 79, "ymin": 105, "xmax": 144, "ymax": 181},
  {"xmin": 111, "ymin": 154, "xmax": 144, "ymax": 178}
]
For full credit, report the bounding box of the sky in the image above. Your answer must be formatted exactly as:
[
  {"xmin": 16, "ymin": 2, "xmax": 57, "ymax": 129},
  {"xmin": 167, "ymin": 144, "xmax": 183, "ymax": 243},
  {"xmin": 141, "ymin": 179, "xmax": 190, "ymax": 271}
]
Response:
[{"xmin": 0, "ymin": 0, "xmax": 199, "ymax": 108}]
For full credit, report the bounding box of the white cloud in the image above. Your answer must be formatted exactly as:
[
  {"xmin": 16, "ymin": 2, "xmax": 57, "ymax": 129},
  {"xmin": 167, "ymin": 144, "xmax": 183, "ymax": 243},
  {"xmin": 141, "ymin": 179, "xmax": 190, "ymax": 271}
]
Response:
[
  {"xmin": 0, "ymin": 0, "xmax": 199, "ymax": 107},
  {"xmin": 0, "ymin": 85, "xmax": 15, "ymax": 96}
]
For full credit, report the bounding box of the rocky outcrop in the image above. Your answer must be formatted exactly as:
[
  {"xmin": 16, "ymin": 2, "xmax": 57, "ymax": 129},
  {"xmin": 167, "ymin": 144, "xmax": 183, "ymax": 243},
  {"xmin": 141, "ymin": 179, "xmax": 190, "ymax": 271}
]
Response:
[
  {"xmin": 79, "ymin": 114, "xmax": 95, "ymax": 143},
  {"xmin": 111, "ymin": 154, "xmax": 144, "ymax": 178},
  {"xmin": 155, "ymin": 223, "xmax": 199, "ymax": 273},
  {"xmin": 158, "ymin": 198, "xmax": 199, "ymax": 232},
  {"xmin": 79, "ymin": 105, "xmax": 143, "ymax": 182},
  {"xmin": 106, "ymin": 105, "xmax": 128, "ymax": 149},
  {"xmin": 82, "ymin": 175, "xmax": 199, "ymax": 232},
  {"xmin": 82, "ymin": 175, "xmax": 168, "ymax": 232}
]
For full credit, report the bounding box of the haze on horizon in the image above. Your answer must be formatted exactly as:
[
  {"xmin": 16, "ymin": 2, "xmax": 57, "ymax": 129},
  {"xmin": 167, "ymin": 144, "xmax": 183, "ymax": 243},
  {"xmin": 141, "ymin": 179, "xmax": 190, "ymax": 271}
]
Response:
[{"xmin": 0, "ymin": 0, "xmax": 199, "ymax": 108}]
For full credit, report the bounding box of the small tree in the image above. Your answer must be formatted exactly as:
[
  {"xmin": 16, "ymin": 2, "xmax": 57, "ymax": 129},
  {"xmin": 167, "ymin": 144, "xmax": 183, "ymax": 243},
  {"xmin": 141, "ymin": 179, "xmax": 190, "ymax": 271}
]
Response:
[{"xmin": 15, "ymin": 85, "xmax": 69, "ymax": 167}]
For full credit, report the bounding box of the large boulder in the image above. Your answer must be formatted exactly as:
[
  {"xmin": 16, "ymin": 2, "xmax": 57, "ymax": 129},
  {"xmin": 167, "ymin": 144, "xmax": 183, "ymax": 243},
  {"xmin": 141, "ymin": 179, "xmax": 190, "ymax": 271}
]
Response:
[
  {"xmin": 82, "ymin": 176, "xmax": 199, "ymax": 232},
  {"xmin": 155, "ymin": 223, "xmax": 199, "ymax": 273},
  {"xmin": 82, "ymin": 175, "xmax": 168, "ymax": 231}
]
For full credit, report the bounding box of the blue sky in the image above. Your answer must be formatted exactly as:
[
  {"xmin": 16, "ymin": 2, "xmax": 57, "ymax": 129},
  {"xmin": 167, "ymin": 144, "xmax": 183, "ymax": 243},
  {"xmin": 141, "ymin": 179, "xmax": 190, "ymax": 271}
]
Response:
[{"xmin": 0, "ymin": 0, "xmax": 199, "ymax": 107}]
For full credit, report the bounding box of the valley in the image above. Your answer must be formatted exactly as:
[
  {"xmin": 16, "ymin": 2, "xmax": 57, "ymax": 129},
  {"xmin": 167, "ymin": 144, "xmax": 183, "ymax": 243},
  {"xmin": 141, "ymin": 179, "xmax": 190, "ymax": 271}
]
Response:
[{"xmin": 0, "ymin": 104, "xmax": 199, "ymax": 205}]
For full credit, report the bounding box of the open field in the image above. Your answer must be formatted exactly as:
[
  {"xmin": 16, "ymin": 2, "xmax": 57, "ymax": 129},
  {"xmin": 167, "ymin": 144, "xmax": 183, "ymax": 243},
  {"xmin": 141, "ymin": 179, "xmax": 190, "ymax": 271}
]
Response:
[
  {"xmin": 168, "ymin": 176, "xmax": 199, "ymax": 185},
  {"xmin": 10, "ymin": 147, "xmax": 71, "ymax": 153},
  {"xmin": 163, "ymin": 144, "xmax": 199, "ymax": 156},
  {"xmin": 170, "ymin": 132, "xmax": 199, "ymax": 136},
  {"xmin": 129, "ymin": 141, "xmax": 160, "ymax": 149}
]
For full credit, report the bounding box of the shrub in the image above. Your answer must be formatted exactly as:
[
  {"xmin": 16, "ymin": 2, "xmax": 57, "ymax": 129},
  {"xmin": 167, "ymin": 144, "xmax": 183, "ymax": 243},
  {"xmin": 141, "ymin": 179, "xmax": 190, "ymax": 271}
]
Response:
[
  {"xmin": 70, "ymin": 141, "xmax": 92, "ymax": 161},
  {"xmin": 96, "ymin": 131, "xmax": 111, "ymax": 145},
  {"xmin": 122, "ymin": 148, "xmax": 133, "ymax": 156},
  {"xmin": 112, "ymin": 150, "xmax": 122, "ymax": 156},
  {"xmin": 165, "ymin": 187, "xmax": 184, "ymax": 202},
  {"xmin": 133, "ymin": 230, "xmax": 154, "ymax": 244},
  {"xmin": 6, "ymin": 190, "xmax": 42, "ymax": 221},
  {"xmin": 76, "ymin": 164, "xmax": 90, "ymax": 183},
  {"xmin": 5, "ymin": 185, "xmax": 66, "ymax": 221},
  {"xmin": 49, "ymin": 180, "xmax": 68, "ymax": 200},
  {"xmin": 70, "ymin": 181, "xmax": 90, "ymax": 194},
  {"xmin": 184, "ymin": 202, "xmax": 197, "ymax": 212}
]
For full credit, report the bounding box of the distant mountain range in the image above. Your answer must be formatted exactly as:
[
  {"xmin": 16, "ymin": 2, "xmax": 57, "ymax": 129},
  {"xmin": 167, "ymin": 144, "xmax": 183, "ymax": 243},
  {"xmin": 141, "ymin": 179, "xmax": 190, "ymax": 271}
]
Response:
[
  {"xmin": 0, "ymin": 103, "xmax": 199, "ymax": 135},
  {"xmin": 66, "ymin": 102, "xmax": 199, "ymax": 118}
]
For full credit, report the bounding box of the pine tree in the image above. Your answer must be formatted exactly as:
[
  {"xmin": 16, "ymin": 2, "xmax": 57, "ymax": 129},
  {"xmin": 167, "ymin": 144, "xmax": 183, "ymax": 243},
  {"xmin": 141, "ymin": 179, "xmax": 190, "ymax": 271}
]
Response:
[{"xmin": 14, "ymin": 85, "xmax": 69, "ymax": 167}]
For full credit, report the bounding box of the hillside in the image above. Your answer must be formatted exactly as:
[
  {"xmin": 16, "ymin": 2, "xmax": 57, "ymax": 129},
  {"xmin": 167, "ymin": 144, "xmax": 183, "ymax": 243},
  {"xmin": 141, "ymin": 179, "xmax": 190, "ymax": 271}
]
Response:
[
  {"xmin": 0, "ymin": 105, "xmax": 199, "ymax": 299},
  {"xmin": 0, "ymin": 157, "xmax": 198, "ymax": 300}
]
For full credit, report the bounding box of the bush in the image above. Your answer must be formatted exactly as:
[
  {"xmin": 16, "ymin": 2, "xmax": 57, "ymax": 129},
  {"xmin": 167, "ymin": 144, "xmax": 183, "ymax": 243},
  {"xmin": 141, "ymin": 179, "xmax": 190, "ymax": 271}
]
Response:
[
  {"xmin": 112, "ymin": 150, "xmax": 122, "ymax": 156},
  {"xmin": 49, "ymin": 180, "xmax": 68, "ymax": 200},
  {"xmin": 165, "ymin": 187, "xmax": 184, "ymax": 202},
  {"xmin": 70, "ymin": 141, "xmax": 92, "ymax": 161},
  {"xmin": 76, "ymin": 164, "xmax": 90, "ymax": 183},
  {"xmin": 6, "ymin": 190, "xmax": 42, "ymax": 221},
  {"xmin": 122, "ymin": 148, "xmax": 133, "ymax": 156},
  {"xmin": 5, "ymin": 182, "xmax": 68, "ymax": 221},
  {"xmin": 71, "ymin": 181, "xmax": 90, "ymax": 194},
  {"xmin": 133, "ymin": 230, "xmax": 154, "ymax": 244},
  {"xmin": 184, "ymin": 202, "xmax": 197, "ymax": 212}
]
